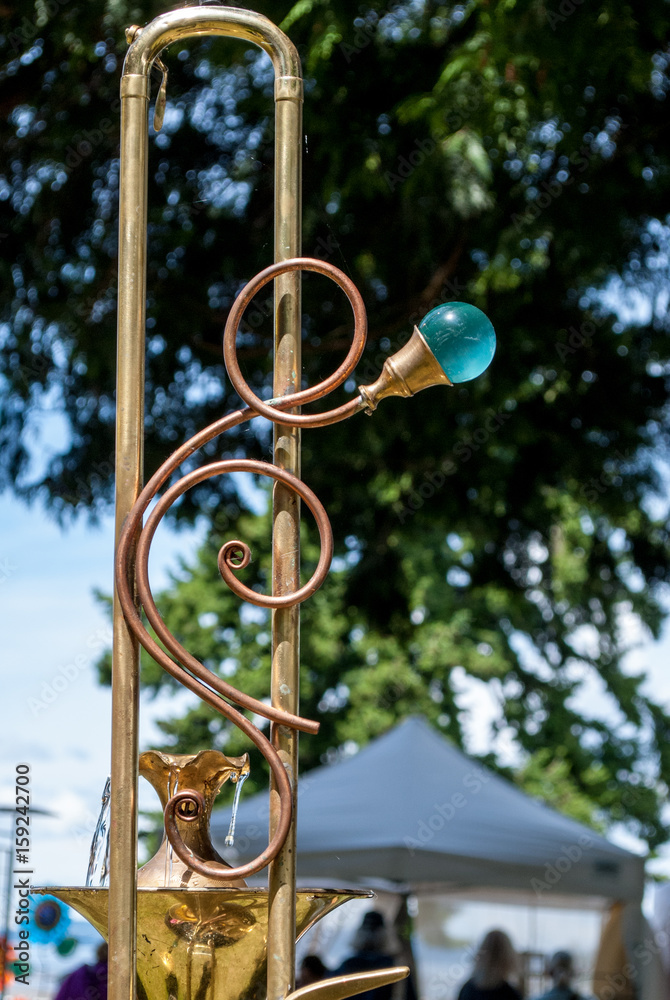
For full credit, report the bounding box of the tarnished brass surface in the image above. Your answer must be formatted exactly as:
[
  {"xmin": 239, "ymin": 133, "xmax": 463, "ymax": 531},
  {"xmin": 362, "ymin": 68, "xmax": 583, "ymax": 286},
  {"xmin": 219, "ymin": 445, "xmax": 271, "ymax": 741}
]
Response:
[
  {"xmin": 112, "ymin": 49, "xmax": 149, "ymax": 1000},
  {"xmin": 122, "ymin": 7, "xmax": 301, "ymax": 81},
  {"xmin": 359, "ymin": 326, "xmax": 453, "ymax": 412},
  {"xmin": 268, "ymin": 34, "xmax": 302, "ymax": 997},
  {"xmin": 36, "ymin": 888, "xmax": 371, "ymax": 1000}
]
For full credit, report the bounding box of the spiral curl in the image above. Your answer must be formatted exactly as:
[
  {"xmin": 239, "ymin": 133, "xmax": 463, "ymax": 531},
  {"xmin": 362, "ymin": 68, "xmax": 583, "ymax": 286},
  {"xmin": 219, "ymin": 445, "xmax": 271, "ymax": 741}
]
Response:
[{"xmin": 115, "ymin": 258, "xmax": 369, "ymax": 880}]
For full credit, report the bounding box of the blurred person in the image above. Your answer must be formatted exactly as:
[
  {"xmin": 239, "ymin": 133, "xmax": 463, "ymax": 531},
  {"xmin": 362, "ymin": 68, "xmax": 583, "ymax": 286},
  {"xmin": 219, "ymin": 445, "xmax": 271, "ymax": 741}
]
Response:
[
  {"xmin": 297, "ymin": 954, "xmax": 329, "ymax": 988},
  {"xmin": 54, "ymin": 943, "xmax": 108, "ymax": 1000},
  {"xmin": 457, "ymin": 929, "xmax": 523, "ymax": 1000},
  {"xmin": 534, "ymin": 951, "xmax": 591, "ymax": 1000},
  {"xmin": 332, "ymin": 911, "xmax": 396, "ymax": 1000}
]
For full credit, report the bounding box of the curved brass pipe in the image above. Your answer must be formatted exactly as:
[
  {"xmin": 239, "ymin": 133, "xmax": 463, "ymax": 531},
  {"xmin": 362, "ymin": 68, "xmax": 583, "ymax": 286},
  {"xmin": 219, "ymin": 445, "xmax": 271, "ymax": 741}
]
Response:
[{"xmin": 122, "ymin": 6, "xmax": 301, "ymax": 81}]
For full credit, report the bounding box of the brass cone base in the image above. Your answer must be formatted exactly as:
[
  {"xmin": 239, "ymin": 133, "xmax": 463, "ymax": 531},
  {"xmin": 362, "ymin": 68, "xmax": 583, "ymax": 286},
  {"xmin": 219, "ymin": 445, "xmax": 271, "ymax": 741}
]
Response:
[
  {"xmin": 35, "ymin": 888, "xmax": 371, "ymax": 1000},
  {"xmin": 359, "ymin": 326, "xmax": 452, "ymax": 412}
]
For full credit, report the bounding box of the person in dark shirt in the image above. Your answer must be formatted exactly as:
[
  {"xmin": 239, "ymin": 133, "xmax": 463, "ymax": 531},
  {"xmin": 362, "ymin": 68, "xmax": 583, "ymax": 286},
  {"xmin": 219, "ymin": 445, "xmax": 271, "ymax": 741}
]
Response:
[
  {"xmin": 533, "ymin": 951, "xmax": 591, "ymax": 1000},
  {"xmin": 54, "ymin": 944, "xmax": 107, "ymax": 1000},
  {"xmin": 457, "ymin": 929, "xmax": 523, "ymax": 1000},
  {"xmin": 297, "ymin": 955, "xmax": 330, "ymax": 989},
  {"xmin": 332, "ymin": 911, "xmax": 396, "ymax": 1000}
]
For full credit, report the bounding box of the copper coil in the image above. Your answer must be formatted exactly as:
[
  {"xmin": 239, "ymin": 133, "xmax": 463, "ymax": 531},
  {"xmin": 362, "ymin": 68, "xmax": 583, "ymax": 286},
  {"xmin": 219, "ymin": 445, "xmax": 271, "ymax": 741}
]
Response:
[
  {"xmin": 115, "ymin": 257, "xmax": 372, "ymax": 882},
  {"xmin": 138, "ymin": 459, "xmax": 333, "ymax": 612},
  {"xmin": 223, "ymin": 258, "xmax": 368, "ymax": 427},
  {"xmin": 115, "ymin": 410, "xmax": 320, "ymax": 736},
  {"xmin": 165, "ymin": 760, "xmax": 291, "ymax": 881}
]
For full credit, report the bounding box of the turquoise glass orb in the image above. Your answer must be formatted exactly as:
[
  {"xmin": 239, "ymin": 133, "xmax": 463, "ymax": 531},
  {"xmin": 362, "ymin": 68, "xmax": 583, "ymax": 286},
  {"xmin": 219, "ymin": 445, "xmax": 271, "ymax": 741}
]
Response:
[{"xmin": 418, "ymin": 302, "xmax": 496, "ymax": 383}]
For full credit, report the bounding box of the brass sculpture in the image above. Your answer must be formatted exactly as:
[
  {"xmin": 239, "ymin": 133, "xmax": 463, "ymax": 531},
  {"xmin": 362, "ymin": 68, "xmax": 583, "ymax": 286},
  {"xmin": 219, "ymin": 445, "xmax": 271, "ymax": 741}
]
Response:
[{"xmin": 35, "ymin": 7, "xmax": 494, "ymax": 1000}]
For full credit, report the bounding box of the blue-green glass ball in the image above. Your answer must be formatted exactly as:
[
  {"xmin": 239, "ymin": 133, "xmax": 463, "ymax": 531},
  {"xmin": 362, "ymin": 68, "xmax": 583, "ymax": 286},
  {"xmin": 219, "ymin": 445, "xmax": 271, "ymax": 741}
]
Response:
[{"xmin": 418, "ymin": 302, "xmax": 496, "ymax": 383}]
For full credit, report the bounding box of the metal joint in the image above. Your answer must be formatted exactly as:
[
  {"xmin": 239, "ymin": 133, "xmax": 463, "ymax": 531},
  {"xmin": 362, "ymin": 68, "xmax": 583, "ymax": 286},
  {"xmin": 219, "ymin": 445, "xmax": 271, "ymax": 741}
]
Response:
[
  {"xmin": 120, "ymin": 74, "xmax": 151, "ymax": 100},
  {"xmin": 275, "ymin": 76, "xmax": 303, "ymax": 102}
]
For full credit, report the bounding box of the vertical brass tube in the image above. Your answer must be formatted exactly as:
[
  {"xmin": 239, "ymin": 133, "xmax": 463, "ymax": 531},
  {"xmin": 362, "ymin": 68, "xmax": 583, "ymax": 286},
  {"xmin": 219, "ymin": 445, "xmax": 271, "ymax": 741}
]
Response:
[
  {"xmin": 109, "ymin": 74, "xmax": 150, "ymax": 1000},
  {"xmin": 268, "ymin": 81, "xmax": 303, "ymax": 1000}
]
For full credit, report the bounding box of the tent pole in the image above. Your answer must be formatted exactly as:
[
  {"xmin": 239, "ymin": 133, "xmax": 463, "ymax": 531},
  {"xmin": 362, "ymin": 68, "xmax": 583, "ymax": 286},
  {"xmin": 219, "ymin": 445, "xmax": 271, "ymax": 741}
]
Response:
[{"xmin": 393, "ymin": 895, "xmax": 418, "ymax": 1000}]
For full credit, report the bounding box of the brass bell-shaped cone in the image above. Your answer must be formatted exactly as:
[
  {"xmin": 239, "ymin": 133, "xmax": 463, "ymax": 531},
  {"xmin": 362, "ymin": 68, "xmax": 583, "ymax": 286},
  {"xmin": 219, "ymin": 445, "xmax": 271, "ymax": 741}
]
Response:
[
  {"xmin": 36, "ymin": 886, "xmax": 373, "ymax": 1000},
  {"xmin": 359, "ymin": 326, "xmax": 452, "ymax": 412}
]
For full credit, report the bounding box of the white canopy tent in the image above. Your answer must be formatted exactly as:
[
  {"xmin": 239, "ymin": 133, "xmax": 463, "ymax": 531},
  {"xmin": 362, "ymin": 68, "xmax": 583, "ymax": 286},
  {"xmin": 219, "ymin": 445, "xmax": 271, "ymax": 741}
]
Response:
[
  {"xmin": 211, "ymin": 717, "xmax": 668, "ymax": 998},
  {"xmin": 211, "ymin": 716, "xmax": 644, "ymax": 903}
]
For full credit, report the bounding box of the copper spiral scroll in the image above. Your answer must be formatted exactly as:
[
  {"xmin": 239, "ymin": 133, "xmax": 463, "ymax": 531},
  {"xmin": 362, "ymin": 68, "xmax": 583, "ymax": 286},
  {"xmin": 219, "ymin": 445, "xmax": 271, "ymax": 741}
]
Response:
[{"xmin": 115, "ymin": 258, "xmax": 369, "ymax": 881}]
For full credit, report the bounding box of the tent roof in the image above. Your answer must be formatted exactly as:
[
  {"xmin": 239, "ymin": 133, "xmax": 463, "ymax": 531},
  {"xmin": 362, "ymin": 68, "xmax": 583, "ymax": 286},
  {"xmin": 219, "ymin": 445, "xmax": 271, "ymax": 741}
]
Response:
[{"xmin": 211, "ymin": 716, "xmax": 644, "ymax": 901}]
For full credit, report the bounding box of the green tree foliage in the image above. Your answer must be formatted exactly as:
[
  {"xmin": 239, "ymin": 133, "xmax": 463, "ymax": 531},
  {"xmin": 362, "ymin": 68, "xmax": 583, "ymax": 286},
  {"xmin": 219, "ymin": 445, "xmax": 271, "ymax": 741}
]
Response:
[{"xmin": 3, "ymin": 1, "xmax": 670, "ymax": 846}]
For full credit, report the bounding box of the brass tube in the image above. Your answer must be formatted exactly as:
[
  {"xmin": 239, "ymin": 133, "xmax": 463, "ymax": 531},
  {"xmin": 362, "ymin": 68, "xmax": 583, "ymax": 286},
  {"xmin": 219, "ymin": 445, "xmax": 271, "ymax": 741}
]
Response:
[
  {"xmin": 112, "ymin": 10, "xmax": 302, "ymax": 1000},
  {"xmin": 110, "ymin": 75, "xmax": 149, "ymax": 1000},
  {"xmin": 268, "ymin": 63, "xmax": 303, "ymax": 1000}
]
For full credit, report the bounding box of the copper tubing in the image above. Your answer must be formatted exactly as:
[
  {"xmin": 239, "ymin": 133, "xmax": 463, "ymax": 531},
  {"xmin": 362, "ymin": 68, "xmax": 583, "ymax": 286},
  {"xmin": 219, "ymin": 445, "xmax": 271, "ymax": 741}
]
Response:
[
  {"xmin": 138, "ymin": 460, "xmax": 333, "ymax": 611},
  {"xmin": 116, "ymin": 257, "xmax": 370, "ymax": 742},
  {"xmin": 114, "ymin": 253, "xmax": 372, "ymax": 907},
  {"xmin": 164, "ymin": 775, "xmax": 291, "ymax": 882},
  {"xmin": 114, "ymin": 256, "xmax": 372, "ymax": 894},
  {"xmin": 115, "ymin": 257, "xmax": 370, "ymax": 714},
  {"xmin": 224, "ymin": 258, "xmax": 368, "ymax": 427},
  {"xmin": 115, "ymin": 416, "xmax": 323, "ymax": 736}
]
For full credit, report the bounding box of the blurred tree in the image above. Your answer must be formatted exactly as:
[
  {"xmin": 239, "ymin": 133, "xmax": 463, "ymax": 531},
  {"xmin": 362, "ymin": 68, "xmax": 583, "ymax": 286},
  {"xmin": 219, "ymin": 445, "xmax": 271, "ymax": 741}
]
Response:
[{"xmin": 3, "ymin": 1, "xmax": 670, "ymax": 847}]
